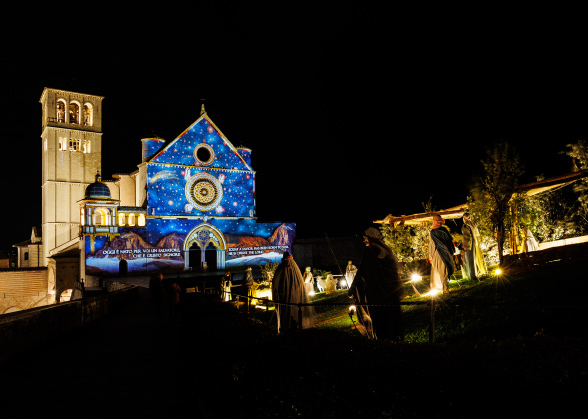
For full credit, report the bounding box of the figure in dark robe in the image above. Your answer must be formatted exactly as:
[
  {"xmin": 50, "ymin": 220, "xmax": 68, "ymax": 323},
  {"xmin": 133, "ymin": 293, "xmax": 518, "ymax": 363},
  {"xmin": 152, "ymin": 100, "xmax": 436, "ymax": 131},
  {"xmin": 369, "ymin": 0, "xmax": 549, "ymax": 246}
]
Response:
[
  {"xmin": 348, "ymin": 227, "xmax": 404, "ymax": 340},
  {"xmin": 271, "ymin": 252, "xmax": 314, "ymax": 334},
  {"xmin": 429, "ymin": 214, "xmax": 456, "ymax": 293}
]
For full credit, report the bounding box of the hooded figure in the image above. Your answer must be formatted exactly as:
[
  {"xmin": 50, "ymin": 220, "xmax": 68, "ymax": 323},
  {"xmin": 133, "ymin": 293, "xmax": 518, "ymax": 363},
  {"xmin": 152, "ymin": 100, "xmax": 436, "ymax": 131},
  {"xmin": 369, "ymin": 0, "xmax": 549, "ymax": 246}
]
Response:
[
  {"xmin": 521, "ymin": 226, "xmax": 539, "ymax": 253},
  {"xmin": 272, "ymin": 252, "xmax": 314, "ymax": 333},
  {"xmin": 461, "ymin": 212, "xmax": 487, "ymax": 280},
  {"xmin": 429, "ymin": 214, "xmax": 456, "ymax": 293},
  {"xmin": 348, "ymin": 228, "xmax": 404, "ymax": 340}
]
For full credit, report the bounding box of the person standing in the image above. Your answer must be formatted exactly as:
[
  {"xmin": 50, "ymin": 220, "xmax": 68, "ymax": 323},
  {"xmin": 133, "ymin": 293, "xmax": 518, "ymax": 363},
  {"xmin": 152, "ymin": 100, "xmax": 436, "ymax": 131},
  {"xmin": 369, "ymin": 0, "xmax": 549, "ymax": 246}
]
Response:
[
  {"xmin": 169, "ymin": 278, "xmax": 182, "ymax": 316},
  {"xmin": 302, "ymin": 267, "xmax": 315, "ymax": 296},
  {"xmin": 271, "ymin": 252, "xmax": 314, "ymax": 334},
  {"xmin": 348, "ymin": 228, "xmax": 404, "ymax": 341},
  {"xmin": 345, "ymin": 260, "xmax": 357, "ymax": 289},
  {"xmin": 461, "ymin": 212, "xmax": 487, "ymax": 281},
  {"xmin": 221, "ymin": 271, "xmax": 232, "ymax": 302},
  {"xmin": 521, "ymin": 226, "xmax": 539, "ymax": 253},
  {"xmin": 149, "ymin": 273, "xmax": 164, "ymax": 316},
  {"xmin": 428, "ymin": 214, "xmax": 456, "ymax": 293}
]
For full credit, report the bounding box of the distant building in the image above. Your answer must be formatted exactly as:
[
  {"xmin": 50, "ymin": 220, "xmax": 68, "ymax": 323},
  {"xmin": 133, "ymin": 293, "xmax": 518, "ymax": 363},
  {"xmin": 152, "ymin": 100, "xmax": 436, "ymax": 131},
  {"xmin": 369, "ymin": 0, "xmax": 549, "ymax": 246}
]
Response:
[{"xmin": 12, "ymin": 227, "xmax": 43, "ymax": 268}]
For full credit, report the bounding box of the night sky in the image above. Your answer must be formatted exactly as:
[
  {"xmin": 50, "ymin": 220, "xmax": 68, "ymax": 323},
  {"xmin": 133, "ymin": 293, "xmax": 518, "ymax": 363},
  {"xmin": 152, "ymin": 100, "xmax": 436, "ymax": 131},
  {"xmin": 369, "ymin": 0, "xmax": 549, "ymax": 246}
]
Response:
[{"xmin": 2, "ymin": 5, "xmax": 587, "ymax": 253}]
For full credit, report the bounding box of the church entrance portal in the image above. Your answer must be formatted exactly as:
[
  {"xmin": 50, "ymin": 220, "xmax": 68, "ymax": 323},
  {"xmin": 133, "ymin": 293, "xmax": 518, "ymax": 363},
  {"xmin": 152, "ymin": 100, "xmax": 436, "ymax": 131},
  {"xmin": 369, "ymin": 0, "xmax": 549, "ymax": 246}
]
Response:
[{"xmin": 184, "ymin": 224, "xmax": 226, "ymax": 271}]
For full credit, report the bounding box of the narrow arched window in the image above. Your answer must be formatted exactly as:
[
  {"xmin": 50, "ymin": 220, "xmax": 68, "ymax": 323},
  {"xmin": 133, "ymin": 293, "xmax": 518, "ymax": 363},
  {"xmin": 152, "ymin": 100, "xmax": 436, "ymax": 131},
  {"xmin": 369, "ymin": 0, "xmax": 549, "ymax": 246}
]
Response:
[
  {"xmin": 138, "ymin": 214, "xmax": 146, "ymax": 226},
  {"xmin": 69, "ymin": 101, "xmax": 80, "ymax": 124},
  {"xmin": 56, "ymin": 100, "xmax": 66, "ymax": 122},
  {"xmin": 83, "ymin": 103, "xmax": 93, "ymax": 126},
  {"xmin": 128, "ymin": 214, "xmax": 136, "ymax": 226},
  {"xmin": 118, "ymin": 213, "xmax": 126, "ymax": 226}
]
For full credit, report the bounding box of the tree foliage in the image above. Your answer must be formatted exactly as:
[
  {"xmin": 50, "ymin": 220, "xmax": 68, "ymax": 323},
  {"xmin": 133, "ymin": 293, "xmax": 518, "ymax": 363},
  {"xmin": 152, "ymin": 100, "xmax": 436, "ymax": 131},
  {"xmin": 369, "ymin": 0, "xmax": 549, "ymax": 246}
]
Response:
[
  {"xmin": 565, "ymin": 139, "xmax": 588, "ymax": 227},
  {"xmin": 468, "ymin": 141, "xmax": 524, "ymax": 264}
]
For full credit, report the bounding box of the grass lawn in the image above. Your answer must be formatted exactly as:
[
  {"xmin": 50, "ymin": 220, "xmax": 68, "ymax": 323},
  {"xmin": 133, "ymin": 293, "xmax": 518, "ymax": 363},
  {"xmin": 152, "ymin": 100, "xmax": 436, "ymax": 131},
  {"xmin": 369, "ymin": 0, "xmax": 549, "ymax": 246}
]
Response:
[
  {"xmin": 222, "ymin": 259, "xmax": 588, "ymax": 418},
  {"xmin": 249, "ymin": 259, "xmax": 588, "ymax": 343}
]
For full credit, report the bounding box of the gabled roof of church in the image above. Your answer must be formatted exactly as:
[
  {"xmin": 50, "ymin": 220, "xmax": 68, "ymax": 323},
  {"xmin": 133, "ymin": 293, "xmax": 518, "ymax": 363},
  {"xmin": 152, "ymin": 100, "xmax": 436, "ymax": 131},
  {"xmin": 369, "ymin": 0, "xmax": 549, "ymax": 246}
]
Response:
[{"xmin": 148, "ymin": 107, "xmax": 253, "ymax": 172}]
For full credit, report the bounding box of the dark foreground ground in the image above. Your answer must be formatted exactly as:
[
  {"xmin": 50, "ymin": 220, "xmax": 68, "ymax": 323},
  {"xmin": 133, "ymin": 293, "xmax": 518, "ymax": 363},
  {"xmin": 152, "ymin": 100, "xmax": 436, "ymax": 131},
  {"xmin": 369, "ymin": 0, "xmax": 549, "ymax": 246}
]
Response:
[{"xmin": 3, "ymin": 285, "xmax": 587, "ymax": 419}]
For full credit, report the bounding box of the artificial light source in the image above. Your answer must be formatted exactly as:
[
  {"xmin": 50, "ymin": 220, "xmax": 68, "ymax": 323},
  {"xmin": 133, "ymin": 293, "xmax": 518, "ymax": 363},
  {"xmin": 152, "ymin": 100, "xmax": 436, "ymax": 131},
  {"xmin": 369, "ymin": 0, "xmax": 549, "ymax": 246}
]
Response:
[
  {"xmin": 348, "ymin": 305, "xmax": 356, "ymax": 322},
  {"xmin": 424, "ymin": 289, "xmax": 441, "ymax": 298},
  {"xmin": 495, "ymin": 268, "xmax": 502, "ymax": 276},
  {"xmin": 410, "ymin": 274, "xmax": 422, "ymax": 297},
  {"xmin": 309, "ymin": 290, "xmax": 316, "ymax": 297}
]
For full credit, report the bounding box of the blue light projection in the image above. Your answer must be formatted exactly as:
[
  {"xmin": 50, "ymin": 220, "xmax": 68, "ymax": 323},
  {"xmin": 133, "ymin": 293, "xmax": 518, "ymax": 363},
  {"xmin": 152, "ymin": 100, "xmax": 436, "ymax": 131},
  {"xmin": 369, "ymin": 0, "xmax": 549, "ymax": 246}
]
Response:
[{"xmin": 83, "ymin": 113, "xmax": 295, "ymax": 276}]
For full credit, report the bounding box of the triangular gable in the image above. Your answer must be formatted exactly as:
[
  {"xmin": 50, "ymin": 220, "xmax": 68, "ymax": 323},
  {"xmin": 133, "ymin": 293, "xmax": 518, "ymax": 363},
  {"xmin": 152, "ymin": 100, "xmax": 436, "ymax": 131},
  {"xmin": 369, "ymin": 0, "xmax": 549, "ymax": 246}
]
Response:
[{"xmin": 149, "ymin": 114, "xmax": 253, "ymax": 171}]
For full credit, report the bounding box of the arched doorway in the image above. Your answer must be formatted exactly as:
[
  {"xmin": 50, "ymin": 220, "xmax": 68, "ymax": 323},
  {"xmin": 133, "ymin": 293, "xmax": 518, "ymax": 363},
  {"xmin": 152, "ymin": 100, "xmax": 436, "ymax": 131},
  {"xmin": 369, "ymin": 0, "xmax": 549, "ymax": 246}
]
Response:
[
  {"xmin": 204, "ymin": 243, "xmax": 217, "ymax": 270},
  {"xmin": 184, "ymin": 223, "xmax": 226, "ymax": 271},
  {"xmin": 189, "ymin": 242, "xmax": 200, "ymax": 269}
]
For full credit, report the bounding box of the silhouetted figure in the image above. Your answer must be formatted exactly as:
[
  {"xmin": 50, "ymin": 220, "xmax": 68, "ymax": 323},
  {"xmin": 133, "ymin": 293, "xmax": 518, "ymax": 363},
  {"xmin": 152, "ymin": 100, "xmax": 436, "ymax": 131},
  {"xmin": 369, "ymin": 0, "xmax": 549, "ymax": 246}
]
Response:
[
  {"xmin": 272, "ymin": 252, "xmax": 314, "ymax": 334},
  {"xmin": 349, "ymin": 228, "xmax": 403, "ymax": 340},
  {"xmin": 169, "ymin": 277, "xmax": 182, "ymax": 316},
  {"xmin": 149, "ymin": 273, "xmax": 164, "ymax": 316}
]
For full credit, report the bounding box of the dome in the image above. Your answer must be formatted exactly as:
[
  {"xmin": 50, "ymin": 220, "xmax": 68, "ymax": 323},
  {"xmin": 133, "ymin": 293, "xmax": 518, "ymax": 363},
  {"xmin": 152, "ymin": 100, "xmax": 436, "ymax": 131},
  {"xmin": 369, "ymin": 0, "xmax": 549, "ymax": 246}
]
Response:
[{"xmin": 85, "ymin": 173, "xmax": 111, "ymax": 199}]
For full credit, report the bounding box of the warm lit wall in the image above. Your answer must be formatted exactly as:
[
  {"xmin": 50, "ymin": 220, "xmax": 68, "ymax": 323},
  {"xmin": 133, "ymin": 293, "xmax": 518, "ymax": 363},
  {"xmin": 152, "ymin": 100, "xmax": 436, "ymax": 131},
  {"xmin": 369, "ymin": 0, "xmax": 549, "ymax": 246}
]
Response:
[{"xmin": 0, "ymin": 269, "xmax": 49, "ymax": 314}]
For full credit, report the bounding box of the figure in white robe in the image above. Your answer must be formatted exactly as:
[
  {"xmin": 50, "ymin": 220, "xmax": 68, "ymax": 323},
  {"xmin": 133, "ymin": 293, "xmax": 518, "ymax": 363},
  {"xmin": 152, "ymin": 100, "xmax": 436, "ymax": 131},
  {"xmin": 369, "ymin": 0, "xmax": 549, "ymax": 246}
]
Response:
[
  {"xmin": 521, "ymin": 227, "xmax": 539, "ymax": 252},
  {"xmin": 428, "ymin": 214, "xmax": 456, "ymax": 293},
  {"xmin": 461, "ymin": 212, "xmax": 487, "ymax": 280},
  {"xmin": 221, "ymin": 271, "xmax": 233, "ymax": 302},
  {"xmin": 302, "ymin": 267, "xmax": 314, "ymax": 295},
  {"xmin": 344, "ymin": 260, "xmax": 357, "ymax": 289}
]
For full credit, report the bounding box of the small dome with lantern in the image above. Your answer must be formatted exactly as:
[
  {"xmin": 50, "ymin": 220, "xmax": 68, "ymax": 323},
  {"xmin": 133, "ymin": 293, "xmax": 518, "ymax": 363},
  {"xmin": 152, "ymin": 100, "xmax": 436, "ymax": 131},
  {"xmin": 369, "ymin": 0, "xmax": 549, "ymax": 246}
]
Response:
[{"xmin": 85, "ymin": 173, "xmax": 112, "ymax": 199}]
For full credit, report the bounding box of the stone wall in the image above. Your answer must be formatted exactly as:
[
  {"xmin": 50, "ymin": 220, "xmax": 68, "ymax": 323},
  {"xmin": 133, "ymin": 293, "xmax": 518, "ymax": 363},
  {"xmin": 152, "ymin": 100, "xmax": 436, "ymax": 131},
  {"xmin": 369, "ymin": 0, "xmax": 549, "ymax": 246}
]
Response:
[
  {"xmin": 0, "ymin": 286, "xmax": 138, "ymax": 361},
  {"xmin": 0, "ymin": 269, "xmax": 49, "ymax": 314}
]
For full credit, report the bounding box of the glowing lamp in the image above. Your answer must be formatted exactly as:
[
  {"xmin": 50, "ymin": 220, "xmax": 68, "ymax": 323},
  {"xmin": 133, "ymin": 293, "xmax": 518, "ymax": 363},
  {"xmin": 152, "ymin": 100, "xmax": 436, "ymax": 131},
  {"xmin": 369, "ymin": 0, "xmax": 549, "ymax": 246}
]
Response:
[
  {"xmin": 494, "ymin": 268, "xmax": 502, "ymax": 276},
  {"xmin": 425, "ymin": 289, "xmax": 441, "ymax": 298},
  {"xmin": 309, "ymin": 290, "xmax": 316, "ymax": 297},
  {"xmin": 340, "ymin": 279, "xmax": 348, "ymax": 288},
  {"xmin": 411, "ymin": 274, "xmax": 422, "ymax": 282},
  {"xmin": 348, "ymin": 305, "xmax": 356, "ymax": 323}
]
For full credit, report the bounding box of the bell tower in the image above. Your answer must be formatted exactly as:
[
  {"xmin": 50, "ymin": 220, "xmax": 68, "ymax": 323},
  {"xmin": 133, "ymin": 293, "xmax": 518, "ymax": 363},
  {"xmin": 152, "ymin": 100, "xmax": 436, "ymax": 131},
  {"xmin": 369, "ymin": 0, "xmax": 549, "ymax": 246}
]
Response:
[{"xmin": 40, "ymin": 88, "xmax": 104, "ymax": 266}]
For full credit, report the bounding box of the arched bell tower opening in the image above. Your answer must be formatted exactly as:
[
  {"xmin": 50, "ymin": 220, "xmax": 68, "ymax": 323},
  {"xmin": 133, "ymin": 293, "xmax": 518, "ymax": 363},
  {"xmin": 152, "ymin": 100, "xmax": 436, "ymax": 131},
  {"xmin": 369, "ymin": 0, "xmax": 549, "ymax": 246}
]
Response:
[{"xmin": 184, "ymin": 223, "xmax": 226, "ymax": 271}]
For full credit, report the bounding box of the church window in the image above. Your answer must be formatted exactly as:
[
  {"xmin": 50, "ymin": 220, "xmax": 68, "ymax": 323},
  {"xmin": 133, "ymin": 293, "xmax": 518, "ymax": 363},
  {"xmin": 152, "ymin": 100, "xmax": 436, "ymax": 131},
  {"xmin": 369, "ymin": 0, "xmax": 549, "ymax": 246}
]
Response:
[
  {"xmin": 69, "ymin": 101, "xmax": 80, "ymax": 124},
  {"xmin": 83, "ymin": 103, "xmax": 93, "ymax": 126},
  {"xmin": 69, "ymin": 139, "xmax": 80, "ymax": 152},
  {"xmin": 128, "ymin": 214, "xmax": 136, "ymax": 226},
  {"xmin": 93, "ymin": 208, "xmax": 110, "ymax": 226},
  {"xmin": 194, "ymin": 144, "xmax": 215, "ymax": 166},
  {"xmin": 56, "ymin": 100, "xmax": 66, "ymax": 122},
  {"xmin": 83, "ymin": 140, "xmax": 91, "ymax": 153},
  {"xmin": 118, "ymin": 213, "xmax": 125, "ymax": 226},
  {"xmin": 81, "ymin": 208, "xmax": 85, "ymax": 226},
  {"xmin": 138, "ymin": 214, "xmax": 146, "ymax": 226},
  {"xmin": 58, "ymin": 137, "xmax": 67, "ymax": 151}
]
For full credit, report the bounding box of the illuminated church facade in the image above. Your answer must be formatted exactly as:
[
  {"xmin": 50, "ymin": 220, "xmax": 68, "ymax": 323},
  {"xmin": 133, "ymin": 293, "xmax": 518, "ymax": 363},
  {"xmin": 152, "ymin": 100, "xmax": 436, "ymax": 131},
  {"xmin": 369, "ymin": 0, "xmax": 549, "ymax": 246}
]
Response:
[{"xmin": 40, "ymin": 88, "xmax": 295, "ymax": 278}]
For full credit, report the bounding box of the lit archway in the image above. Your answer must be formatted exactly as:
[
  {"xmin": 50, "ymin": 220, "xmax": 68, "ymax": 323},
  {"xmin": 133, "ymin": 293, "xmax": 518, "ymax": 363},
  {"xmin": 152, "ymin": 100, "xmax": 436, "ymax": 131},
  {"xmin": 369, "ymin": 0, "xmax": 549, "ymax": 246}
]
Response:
[
  {"xmin": 59, "ymin": 289, "xmax": 73, "ymax": 302},
  {"xmin": 183, "ymin": 223, "xmax": 226, "ymax": 271}
]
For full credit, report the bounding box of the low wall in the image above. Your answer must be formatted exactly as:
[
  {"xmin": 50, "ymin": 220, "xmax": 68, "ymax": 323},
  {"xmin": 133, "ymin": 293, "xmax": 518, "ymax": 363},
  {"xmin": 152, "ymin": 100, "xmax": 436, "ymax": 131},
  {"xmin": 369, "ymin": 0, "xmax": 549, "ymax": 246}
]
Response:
[{"xmin": 0, "ymin": 286, "xmax": 139, "ymax": 362}]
